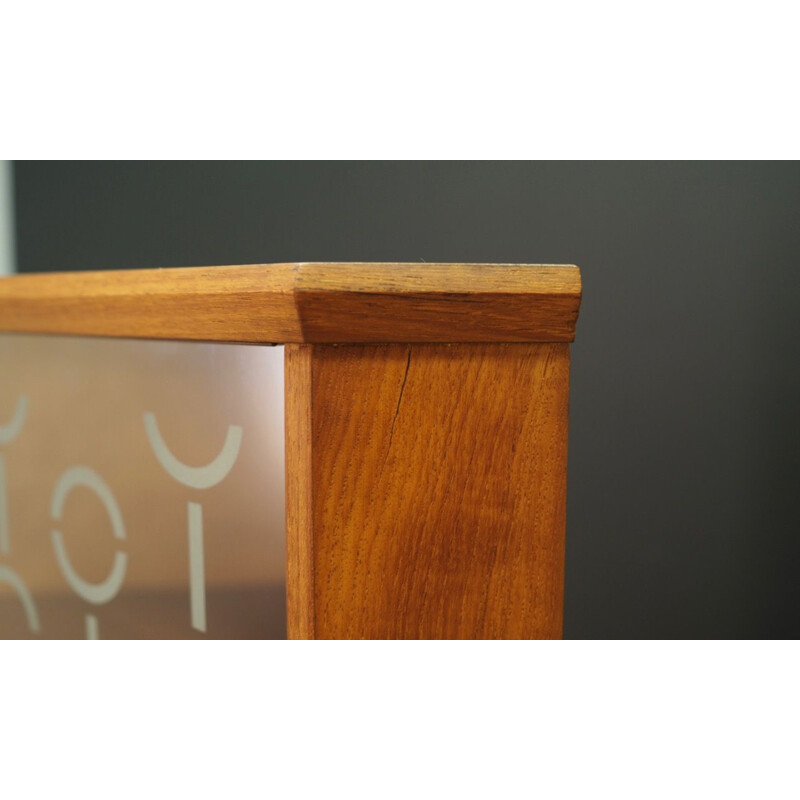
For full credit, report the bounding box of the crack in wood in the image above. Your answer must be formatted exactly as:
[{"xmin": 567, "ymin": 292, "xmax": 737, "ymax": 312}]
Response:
[{"xmin": 379, "ymin": 346, "xmax": 412, "ymax": 476}]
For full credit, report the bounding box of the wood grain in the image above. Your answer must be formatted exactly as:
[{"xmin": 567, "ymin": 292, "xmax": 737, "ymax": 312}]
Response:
[
  {"xmin": 284, "ymin": 345, "xmax": 315, "ymax": 639},
  {"xmin": 0, "ymin": 263, "xmax": 581, "ymax": 344},
  {"xmin": 295, "ymin": 263, "xmax": 581, "ymax": 343},
  {"xmin": 285, "ymin": 343, "xmax": 571, "ymax": 639},
  {"xmin": 0, "ymin": 263, "xmax": 301, "ymax": 343}
]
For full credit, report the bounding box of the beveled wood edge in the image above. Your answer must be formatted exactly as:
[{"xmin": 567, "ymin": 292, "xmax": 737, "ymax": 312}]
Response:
[{"xmin": 0, "ymin": 262, "xmax": 582, "ymax": 344}]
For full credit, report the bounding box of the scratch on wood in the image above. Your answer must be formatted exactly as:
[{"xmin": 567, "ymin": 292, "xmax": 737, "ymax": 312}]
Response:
[{"xmin": 380, "ymin": 346, "xmax": 412, "ymax": 474}]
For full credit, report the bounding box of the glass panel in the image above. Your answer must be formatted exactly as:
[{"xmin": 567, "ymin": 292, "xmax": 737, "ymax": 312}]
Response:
[{"xmin": 0, "ymin": 334, "xmax": 285, "ymax": 639}]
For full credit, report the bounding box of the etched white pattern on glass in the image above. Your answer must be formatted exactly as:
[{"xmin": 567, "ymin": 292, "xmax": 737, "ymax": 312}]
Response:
[{"xmin": 0, "ymin": 335, "xmax": 285, "ymax": 639}]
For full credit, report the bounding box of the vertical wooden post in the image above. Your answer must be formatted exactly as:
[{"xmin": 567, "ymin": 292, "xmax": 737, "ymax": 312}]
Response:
[{"xmin": 285, "ymin": 342, "xmax": 572, "ymax": 639}]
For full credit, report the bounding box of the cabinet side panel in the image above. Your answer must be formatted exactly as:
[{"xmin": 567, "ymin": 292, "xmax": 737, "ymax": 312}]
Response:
[
  {"xmin": 309, "ymin": 343, "xmax": 570, "ymax": 639},
  {"xmin": 284, "ymin": 344, "xmax": 315, "ymax": 639}
]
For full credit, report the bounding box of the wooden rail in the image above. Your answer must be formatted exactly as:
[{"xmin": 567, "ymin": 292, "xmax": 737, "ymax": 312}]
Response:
[
  {"xmin": 0, "ymin": 263, "xmax": 582, "ymax": 639},
  {"xmin": 0, "ymin": 262, "xmax": 581, "ymax": 343}
]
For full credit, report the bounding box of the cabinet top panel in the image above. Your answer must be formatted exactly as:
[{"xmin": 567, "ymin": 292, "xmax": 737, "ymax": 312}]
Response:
[{"xmin": 0, "ymin": 262, "xmax": 581, "ymax": 344}]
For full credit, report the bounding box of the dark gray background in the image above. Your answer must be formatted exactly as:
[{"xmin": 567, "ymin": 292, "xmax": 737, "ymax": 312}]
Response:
[{"xmin": 13, "ymin": 161, "xmax": 800, "ymax": 638}]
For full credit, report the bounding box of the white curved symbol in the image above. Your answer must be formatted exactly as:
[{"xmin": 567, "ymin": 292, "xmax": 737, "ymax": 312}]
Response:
[
  {"xmin": 0, "ymin": 395, "xmax": 26, "ymax": 446},
  {"xmin": 0, "ymin": 564, "xmax": 40, "ymax": 633},
  {"xmin": 144, "ymin": 412, "xmax": 242, "ymax": 633},
  {"xmin": 50, "ymin": 466, "xmax": 127, "ymax": 605},
  {"xmin": 0, "ymin": 395, "xmax": 27, "ymax": 554},
  {"xmin": 143, "ymin": 413, "xmax": 242, "ymax": 490}
]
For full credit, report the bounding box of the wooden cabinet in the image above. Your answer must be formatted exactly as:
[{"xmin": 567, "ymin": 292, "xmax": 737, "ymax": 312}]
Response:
[{"xmin": 0, "ymin": 263, "xmax": 581, "ymax": 639}]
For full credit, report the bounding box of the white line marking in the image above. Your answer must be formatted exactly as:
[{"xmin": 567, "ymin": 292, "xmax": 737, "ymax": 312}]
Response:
[
  {"xmin": 188, "ymin": 502, "xmax": 206, "ymax": 632},
  {"xmin": 0, "ymin": 395, "xmax": 26, "ymax": 446},
  {"xmin": 85, "ymin": 614, "xmax": 99, "ymax": 640},
  {"xmin": 0, "ymin": 456, "xmax": 9, "ymax": 555},
  {"xmin": 0, "ymin": 564, "xmax": 40, "ymax": 633},
  {"xmin": 143, "ymin": 413, "xmax": 242, "ymax": 489}
]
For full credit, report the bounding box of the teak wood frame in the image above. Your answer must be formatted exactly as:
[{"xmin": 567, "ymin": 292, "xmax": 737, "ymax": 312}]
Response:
[{"xmin": 0, "ymin": 262, "xmax": 582, "ymax": 639}]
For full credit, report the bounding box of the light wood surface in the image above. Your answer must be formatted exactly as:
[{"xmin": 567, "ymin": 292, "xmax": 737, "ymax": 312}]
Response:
[
  {"xmin": 285, "ymin": 343, "xmax": 571, "ymax": 639},
  {"xmin": 0, "ymin": 263, "xmax": 581, "ymax": 343}
]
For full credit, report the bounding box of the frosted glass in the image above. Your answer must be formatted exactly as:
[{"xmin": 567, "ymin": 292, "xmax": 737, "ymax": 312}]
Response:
[{"xmin": 0, "ymin": 334, "xmax": 286, "ymax": 639}]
